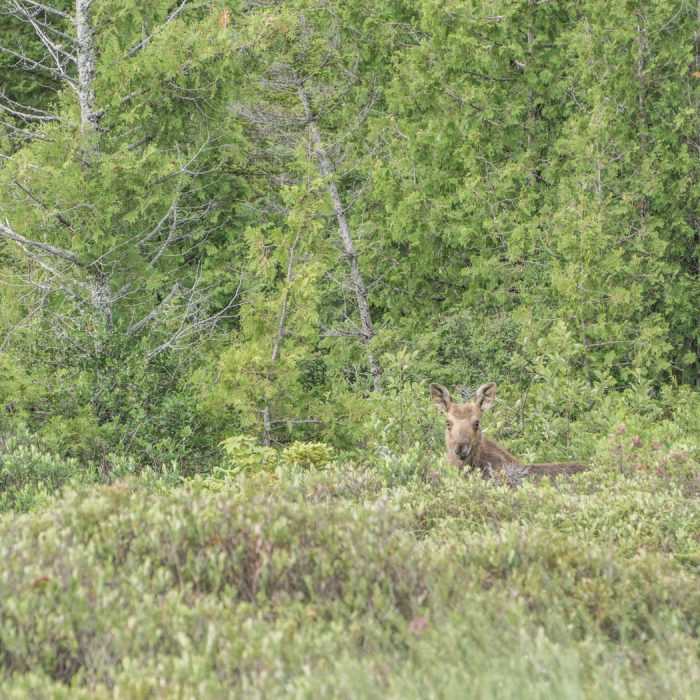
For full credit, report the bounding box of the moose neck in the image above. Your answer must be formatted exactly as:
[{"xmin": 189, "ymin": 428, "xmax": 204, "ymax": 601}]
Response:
[
  {"xmin": 466, "ymin": 439, "xmax": 484, "ymax": 469},
  {"xmin": 451, "ymin": 435, "xmax": 521, "ymax": 474}
]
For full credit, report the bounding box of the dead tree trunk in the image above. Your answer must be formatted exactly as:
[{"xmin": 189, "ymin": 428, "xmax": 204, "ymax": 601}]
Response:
[
  {"xmin": 262, "ymin": 234, "xmax": 300, "ymax": 446},
  {"xmin": 75, "ymin": 0, "xmax": 99, "ymax": 135},
  {"xmin": 299, "ymin": 89, "xmax": 381, "ymax": 392}
]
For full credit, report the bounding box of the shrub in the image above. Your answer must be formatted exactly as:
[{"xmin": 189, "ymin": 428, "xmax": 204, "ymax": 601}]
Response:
[
  {"xmin": 0, "ymin": 459, "xmax": 698, "ymax": 697},
  {"xmin": 0, "ymin": 435, "xmax": 96, "ymax": 513},
  {"xmin": 281, "ymin": 441, "xmax": 334, "ymax": 470},
  {"xmin": 219, "ymin": 435, "xmax": 277, "ymax": 475}
]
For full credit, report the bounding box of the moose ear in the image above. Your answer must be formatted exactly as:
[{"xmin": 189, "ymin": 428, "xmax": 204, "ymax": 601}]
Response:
[
  {"xmin": 475, "ymin": 382, "xmax": 496, "ymax": 412},
  {"xmin": 430, "ymin": 383, "xmax": 452, "ymax": 412}
]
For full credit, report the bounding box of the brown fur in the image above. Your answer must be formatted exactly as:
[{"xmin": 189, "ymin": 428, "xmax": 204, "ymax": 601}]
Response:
[{"xmin": 429, "ymin": 382, "xmax": 588, "ymax": 481}]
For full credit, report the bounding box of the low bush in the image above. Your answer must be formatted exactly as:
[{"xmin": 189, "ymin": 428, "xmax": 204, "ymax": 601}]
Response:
[
  {"xmin": 0, "ymin": 448, "xmax": 698, "ymax": 697},
  {"xmin": 0, "ymin": 434, "xmax": 97, "ymax": 513}
]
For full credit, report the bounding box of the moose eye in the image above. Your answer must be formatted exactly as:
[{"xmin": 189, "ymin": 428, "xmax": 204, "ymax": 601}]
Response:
[
  {"xmin": 473, "ymin": 420, "xmax": 480, "ymax": 430},
  {"xmin": 446, "ymin": 420, "xmax": 453, "ymax": 429}
]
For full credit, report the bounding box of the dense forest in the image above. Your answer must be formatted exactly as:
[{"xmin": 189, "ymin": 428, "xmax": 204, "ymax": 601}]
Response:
[{"xmin": 0, "ymin": 1, "xmax": 698, "ymax": 697}]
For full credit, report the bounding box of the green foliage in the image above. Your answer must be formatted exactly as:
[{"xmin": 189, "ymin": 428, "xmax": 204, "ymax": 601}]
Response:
[
  {"xmin": 0, "ymin": 433, "xmax": 96, "ymax": 513},
  {"xmin": 211, "ymin": 437, "xmax": 334, "ymax": 489},
  {"xmin": 0, "ymin": 1, "xmax": 698, "ymax": 694},
  {"xmin": 216, "ymin": 208, "xmax": 324, "ymax": 441},
  {"xmin": 282, "ymin": 441, "xmax": 334, "ymax": 470},
  {"xmin": 219, "ymin": 434, "xmax": 277, "ymax": 475},
  {"xmin": 1, "ymin": 0, "xmax": 698, "ymax": 464},
  {"xmin": 0, "ymin": 1, "xmax": 251, "ymax": 467}
]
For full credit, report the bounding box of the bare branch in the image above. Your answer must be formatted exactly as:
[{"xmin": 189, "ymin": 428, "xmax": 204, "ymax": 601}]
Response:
[
  {"xmin": 136, "ymin": 195, "xmax": 180, "ymax": 249},
  {"xmin": 146, "ymin": 202, "xmax": 219, "ymax": 266},
  {"xmin": 151, "ymin": 136, "xmax": 218, "ymax": 185},
  {"xmin": 0, "ymin": 219, "xmax": 81, "ymax": 264},
  {"xmin": 262, "ymin": 233, "xmax": 301, "ymax": 445},
  {"xmin": 8, "ymin": 0, "xmax": 76, "ymax": 74},
  {"xmin": 127, "ymin": 282, "xmax": 183, "ymax": 336},
  {"xmin": 321, "ymin": 325, "xmax": 370, "ymax": 340},
  {"xmin": 7, "ymin": 1, "xmax": 76, "ymax": 44},
  {"xmin": 9, "ymin": 0, "xmax": 74, "ymax": 22},
  {"xmin": 0, "ymin": 91, "xmax": 59, "ymax": 122},
  {"xmin": 0, "ymin": 43, "xmax": 75, "ymax": 83},
  {"xmin": 11, "ymin": 240, "xmax": 87, "ymax": 303},
  {"xmin": 1, "ymin": 117, "xmax": 55, "ymax": 144},
  {"xmin": 11, "ymin": 180, "xmax": 74, "ymax": 231},
  {"xmin": 269, "ymin": 418, "xmax": 321, "ymax": 425},
  {"xmin": 126, "ymin": 135, "xmax": 153, "ymax": 151},
  {"xmin": 145, "ymin": 271, "xmax": 244, "ymax": 362}
]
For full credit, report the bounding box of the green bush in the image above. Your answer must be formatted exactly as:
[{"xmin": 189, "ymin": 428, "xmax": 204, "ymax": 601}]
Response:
[
  {"xmin": 211, "ymin": 437, "xmax": 336, "ymax": 489},
  {"xmin": 219, "ymin": 434, "xmax": 278, "ymax": 475},
  {"xmin": 281, "ymin": 441, "xmax": 334, "ymax": 470},
  {"xmin": 0, "ymin": 454, "xmax": 698, "ymax": 697},
  {"xmin": 0, "ymin": 435, "xmax": 97, "ymax": 513}
]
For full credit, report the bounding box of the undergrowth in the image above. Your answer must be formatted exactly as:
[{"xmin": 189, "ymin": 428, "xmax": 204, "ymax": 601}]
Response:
[{"xmin": 0, "ymin": 440, "xmax": 698, "ymax": 698}]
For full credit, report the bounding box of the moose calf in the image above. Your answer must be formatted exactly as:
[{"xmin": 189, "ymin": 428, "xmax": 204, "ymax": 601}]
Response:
[{"xmin": 430, "ymin": 382, "xmax": 588, "ymax": 480}]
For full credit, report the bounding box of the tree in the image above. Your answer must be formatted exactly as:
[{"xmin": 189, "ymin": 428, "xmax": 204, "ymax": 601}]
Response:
[
  {"xmin": 0, "ymin": 1, "xmax": 251, "ymax": 463},
  {"xmin": 524, "ymin": 0, "xmax": 700, "ymax": 387},
  {"xmin": 217, "ymin": 196, "xmax": 324, "ymax": 446},
  {"xmin": 230, "ymin": 1, "xmax": 396, "ymax": 397}
]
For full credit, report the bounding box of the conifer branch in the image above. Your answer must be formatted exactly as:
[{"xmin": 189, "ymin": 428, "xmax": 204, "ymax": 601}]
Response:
[{"xmin": 125, "ymin": 0, "xmax": 192, "ymax": 58}]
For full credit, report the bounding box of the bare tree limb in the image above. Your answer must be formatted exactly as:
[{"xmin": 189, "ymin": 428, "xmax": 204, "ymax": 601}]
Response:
[
  {"xmin": 0, "ymin": 43, "xmax": 75, "ymax": 83},
  {"xmin": 145, "ymin": 269, "xmax": 244, "ymax": 362},
  {"xmin": 0, "ymin": 3, "xmax": 238, "ymax": 366},
  {"xmin": 1, "ymin": 118, "xmax": 55, "ymax": 144},
  {"xmin": 1, "ymin": 0, "xmax": 99, "ymax": 136},
  {"xmin": 9, "ymin": 0, "xmax": 74, "ymax": 22},
  {"xmin": 0, "ymin": 92, "xmax": 59, "ymax": 122},
  {"xmin": 262, "ymin": 233, "xmax": 300, "ymax": 445},
  {"xmin": 8, "ymin": 0, "xmax": 76, "ymax": 74},
  {"xmin": 7, "ymin": 0, "xmax": 77, "ymax": 43},
  {"xmin": 0, "ymin": 219, "xmax": 81, "ymax": 264},
  {"xmin": 14, "ymin": 241, "xmax": 87, "ymax": 304},
  {"xmin": 269, "ymin": 418, "xmax": 321, "ymax": 425},
  {"xmin": 321, "ymin": 325, "xmax": 370, "ymax": 339},
  {"xmin": 11, "ymin": 179, "xmax": 74, "ymax": 230},
  {"xmin": 127, "ymin": 282, "xmax": 183, "ymax": 336}
]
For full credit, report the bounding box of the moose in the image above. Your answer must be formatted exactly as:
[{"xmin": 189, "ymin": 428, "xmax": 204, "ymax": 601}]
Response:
[{"xmin": 430, "ymin": 382, "xmax": 588, "ymax": 480}]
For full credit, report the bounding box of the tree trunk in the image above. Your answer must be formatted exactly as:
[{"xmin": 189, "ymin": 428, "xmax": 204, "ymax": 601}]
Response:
[
  {"xmin": 299, "ymin": 89, "xmax": 381, "ymax": 391},
  {"xmin": 75, "ymin": 0, "xmax": 99, "ymax": 138},
  {"xmin": 262, "ymin": 234, "xmax": 300, "ymax": 446}
]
